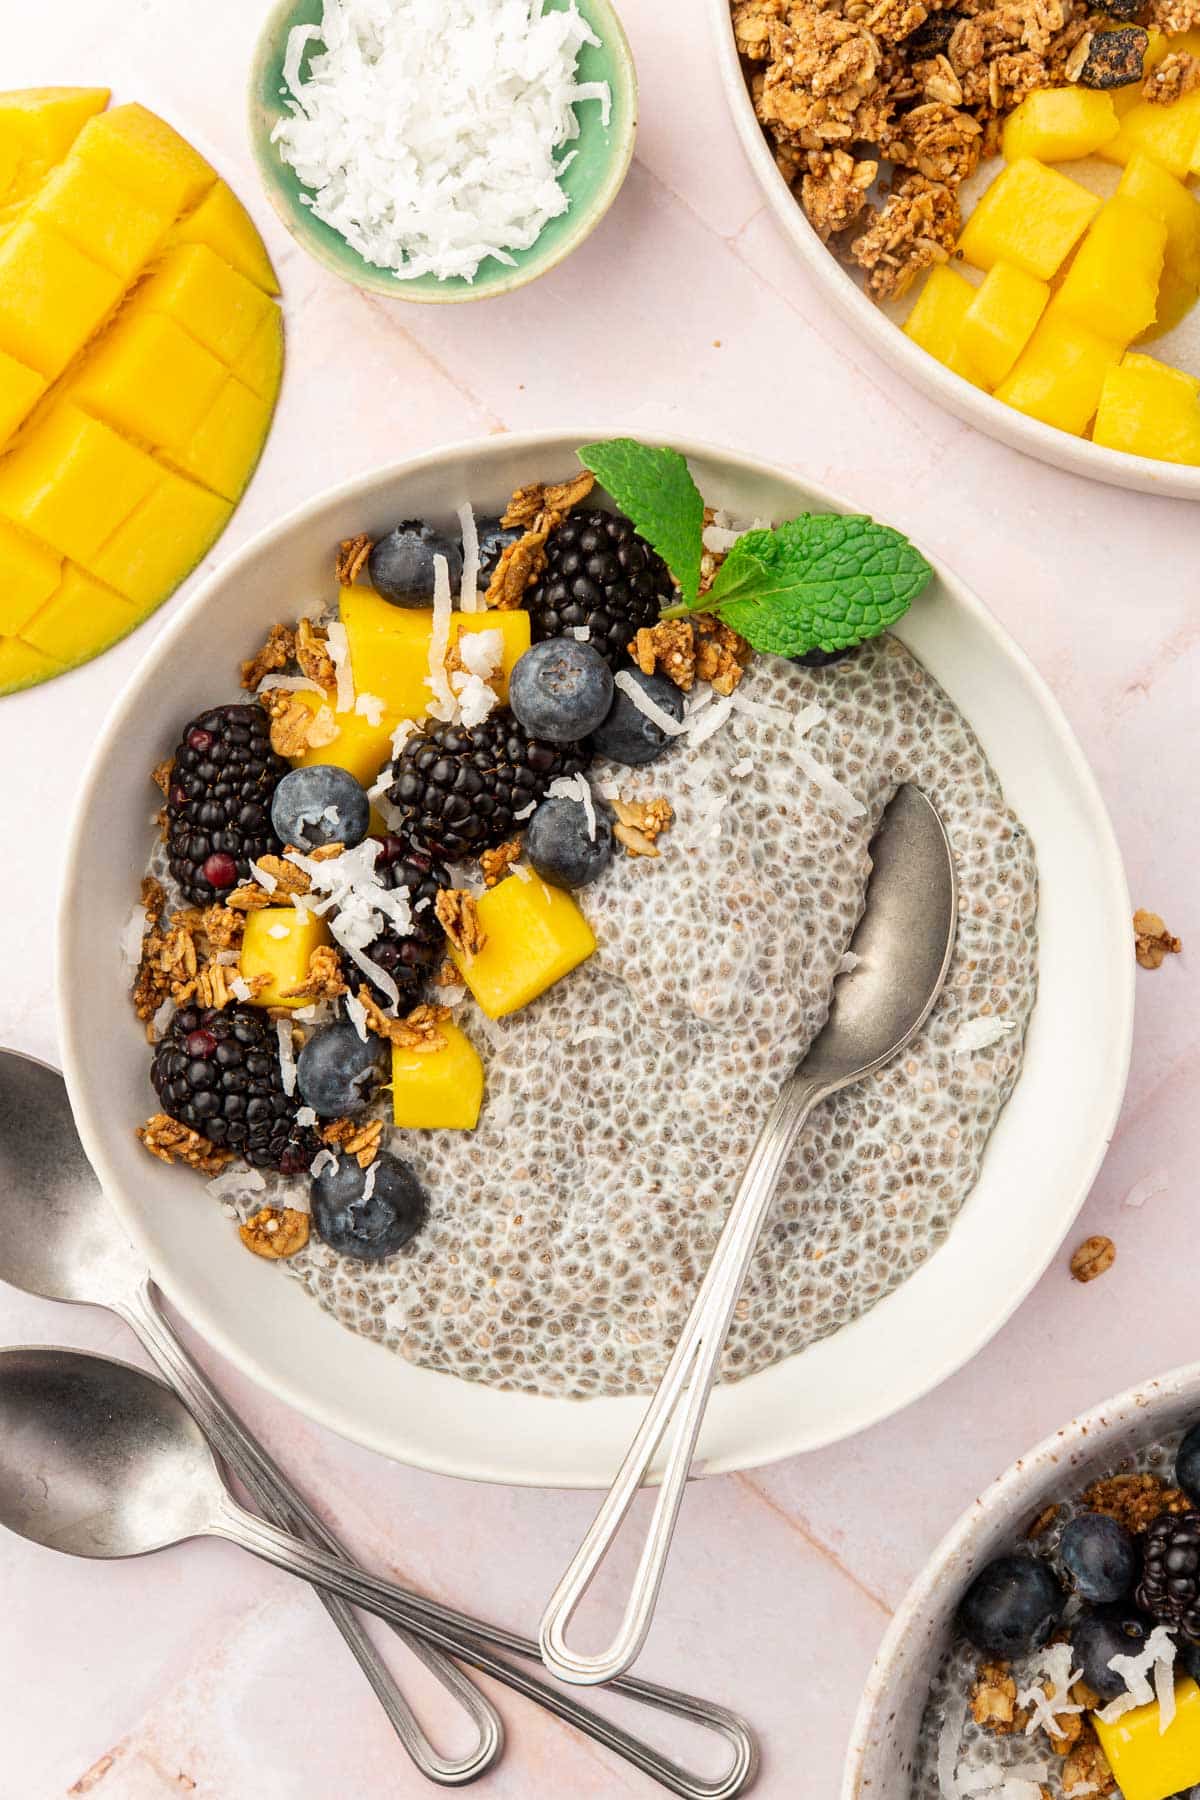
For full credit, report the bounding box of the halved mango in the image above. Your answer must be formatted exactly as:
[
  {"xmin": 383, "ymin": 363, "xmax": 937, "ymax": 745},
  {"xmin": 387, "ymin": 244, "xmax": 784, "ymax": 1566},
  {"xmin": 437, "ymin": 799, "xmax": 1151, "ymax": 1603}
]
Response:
[
  {"xmin": 959, "ymin": 158, "xmax": 1101, "ymax": 281},
  {"xmin": 902, "ymin": 264, "xmax": 985, "ymax": 385},
  {"xmin": 995, "ymin": 308, "xmax": 1122, "ymax": 433},
  {"xmin": 130, "ymin": 243, "xmax": 277, "ymax": 367},
  {"xmin": 1002, "ymin": 87, "xmax": 1119, "ymax": 161},
  {"xmin": 391, "ymin": 1023, "xmax": 485, "ymax": 1130},
  {"xmin": 84, "ymin": 473, "xmax": 231, "ymax": 611},
  {"xmin": 1118, "ymin": 151, "xmax": 1200, "ymax": 286},
  {"xmin": 73, "ymin": 103, "xmax": 214, "ymax": 216},
  {"xmin": 1055, "ymin": 197, "xmax": 1167, "ymax": 345},
  {"xmin": 69, "ymin": 311, "xmax": 227, "ymax": 451},
  {"xmin": 0, "ymin": 347, "xmax": 45, "ymax": 442},
  {"xmin": 167, "ymin": 180, "xmax": 279, "ymax": 295},
  {"xmin": 0, "ymin": 635, "xmax": 62, "ymax": 692},
  {"xmin": 21, "ymin": 564, "xmax": 137, "ymax": 662},
  {"xmin": 0, "ymin": 218, "xmax": 122, "ymax": 378},
  {"xmin": 0, "ymin": 88, "xmax": 109, "ymax": 163},
  {"xmin": 0, "ymin": 516, "xmax": 61, "ymax": 635},
  {"xmin": 234, "ymin": 308, "xmax": 285, "ymax": 400},
  {"xmin": 0, "ymin": 404, "xmax": 160, "ymax": 561},
  {"xmin": 239, "ymin": 908, "xmax": 332, "ymax": 1009},
  {"xmin": 1093, "ymin": 350, "xmax": 1200, "ymax": 461},
  {"xmin": 166, "ymin": 377, "xmax": 273, "ymax": 502},
  {"xmin": 959, "ymin": 261, "xmax": 1050, "ymax": 388},
  {"xmin": 28, "ymin": 154, "xmax": 170, "ymax": 279}
]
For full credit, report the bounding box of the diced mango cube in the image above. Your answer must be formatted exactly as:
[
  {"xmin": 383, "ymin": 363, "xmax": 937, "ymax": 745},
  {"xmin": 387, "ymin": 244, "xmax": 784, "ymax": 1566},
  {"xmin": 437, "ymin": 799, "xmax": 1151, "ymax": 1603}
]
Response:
[
  {"xmin": 0, "ymin": 635, "xmax": 63, "ymax": 691},
  {"xmin": 0, "ymin": 404, "xmax": 160, "ymax": 560},
  {"xmin": 1118, "ymin": 152, "xmax": 1200, "ymax": 286},
  {"xmin": 239, "ymin": 908, "xmax": 332, "ymax": 1009},
  {"xmin": 0, "ymin": 218, "xmax": 121, "ymax": 378},
  {"xmin": 69, "ymin": 311, "xmax": 227, "ymax": 451},
  {"xmin": 28, "ymin": 154, "xmax": 170, "ymax": 279},
  {"xmin": 0, "ymin": 516, "xmax": 61, "ymax": 634},
  {"xmin": 291, "ymin": 693, "xmax": 400, "ymax": 791},
  {"xmin": 1100, "ymin": 91, "xmax": 1200, "ymax": 178},
  {"xmin": 0, "ymin": 346, "xmax": 45, "ymax": 444},
  {"xmin": 167, "ymin": 377, "xmax": 273, "ymax": 502},
  {"xmin": 902, "ymin": 265, "xmax": 984, "ymax": 385},
  {"xmin": 234, "ymin": 308, "xmax": 285, "ymax": 400},
  {"xmin": 451, "ymin": 874, "xmax": 596, "ymax": 1019},
  {"xmin": 1055, "ymin": 197, "xmax": 1167, "ymax": 345},
  {"xmin": 959, "ymin": 261, "xmax": 1051, "ymax": 388},
  {"xmin": 0, "ymin": 88, "xmax": 109, "ymax": 163},
  {"xmin": 73, "ymin": 103, "xmax": 215, "ymax": 216},
  {"xmin": 20, "ymin": 563, "xmax": 138, "ymax": 663},
  {"xmin": 167, "ymin": 180, "xmax": 279, "ymax": 294},
  {"xmin": 85, "ymin": 472, "xmax": 231, "ymax": 610},
  {"xmin": 995, "ymin": 308, "xmax": 1122, "ymax": 433},
  {"xmin": 1093, "ymin": 350, "xmax": 1200, "ymax": 462},
  {"xmin": 449, "ymin": 610, "xmax": 532, "ymax": 704},
  {"xmin": 959, "ymin": 158, "xmax": 1102, "ymax": 280},
  {"xmin": 1002, "ymin": 87, "xmax": 1119, "ymax": 161},
  {"xmin": 391, "ymin": 1023, "xmax": 485, "ymax": 1130},
  {"xmin": 131, "ymin": 243, "xmax": 276, "ymax": 367},
  {"xmin": 1093, "ymin": 1676, "xmax": 1200, "ymax": 1800},
  {"xmin": 1137, "ymin": 261, "xmax": 1198, "ymax": 340}
]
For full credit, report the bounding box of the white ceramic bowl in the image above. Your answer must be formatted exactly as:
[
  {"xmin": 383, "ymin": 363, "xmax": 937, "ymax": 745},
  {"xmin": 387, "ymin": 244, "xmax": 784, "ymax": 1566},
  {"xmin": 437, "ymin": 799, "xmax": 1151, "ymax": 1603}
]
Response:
[
  {"xmin": 706, "ymin": 0, "xmax": 1200, "ymax": 501},
  {"xmin": 843, "ymin": 1360, "xmax": 1200, "ymax": 1795},
  {"xmin": 58, "ymin": 430, "xmax": 1133, "ymax": 1489}
]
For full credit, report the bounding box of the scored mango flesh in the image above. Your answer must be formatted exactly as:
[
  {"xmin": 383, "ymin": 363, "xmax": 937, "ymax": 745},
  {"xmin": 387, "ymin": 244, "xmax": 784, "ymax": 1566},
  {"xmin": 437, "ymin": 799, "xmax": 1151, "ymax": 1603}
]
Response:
[
  {"xmin": 901, "ymin": 31, "xmax": 1200, "ymax": 465},
  {"xmin": 0, "ymin": 91, "xmax": 283, "ymax": 697}
]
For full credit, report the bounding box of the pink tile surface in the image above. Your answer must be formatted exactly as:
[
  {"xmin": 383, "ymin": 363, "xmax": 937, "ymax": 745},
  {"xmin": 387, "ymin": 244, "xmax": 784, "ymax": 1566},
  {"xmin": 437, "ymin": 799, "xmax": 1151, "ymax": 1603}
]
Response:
[{"xmin": 0, "ymin": 3, "xmax": 1195, "ymax": 1795}]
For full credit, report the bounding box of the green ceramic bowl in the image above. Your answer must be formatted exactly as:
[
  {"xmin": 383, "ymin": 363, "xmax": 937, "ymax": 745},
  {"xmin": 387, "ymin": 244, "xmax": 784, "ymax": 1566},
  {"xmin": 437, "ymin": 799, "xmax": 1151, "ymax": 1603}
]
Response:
[{"xmin": 248, "ymin": 0, "xmax": 638, "ymax": 303}]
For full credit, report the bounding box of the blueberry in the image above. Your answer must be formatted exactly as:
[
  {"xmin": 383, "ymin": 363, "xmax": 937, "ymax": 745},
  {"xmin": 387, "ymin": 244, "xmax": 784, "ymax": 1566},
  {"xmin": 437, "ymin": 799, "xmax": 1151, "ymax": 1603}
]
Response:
[
  {"xmin": 509, "ymin": 639, "xmax": 614, "ymax": 743},
  {"xmin": 369, "ymin": 520, "xmax": 463, "ymax": 608},
  {"xmin": 472, "ymin": 516, "xmax": 522, "ymax": 584},
  {"xmin": 296, "ymin": 1024, "xmax": 384, "ymax": 1118},
  {"xmin": 271, "ymin": 765, "xmax": 369, "ymax": 850},
  {"xmin": 1060, "ymin": 1513, "xmax": 1140, "ymax": 1605},
  {"xmin": 1071, "ymin": 1609, "xmax": 1152, "ymax": 1701},
  {"xmin": 525, "ymin": 796, "xmax": 612, "ymax": 889},
  {"xmin": 1177, "ymin": 1423, "xmax": 1200, "ymax": 1505},
  {"xmin": 792, "ymin": 646, "xmax": 852, "ymax": 668},
  {"xmin": 589, "ymin": 669, "xmax": 684, "ymax": 767},
  {"xmin": 311, "ymin": 1151, "xmax": 428, "ymax": 1261},
  {"xmin": 957, "ymin": 1554, "xmax": 1065, "ymax": 1657}
]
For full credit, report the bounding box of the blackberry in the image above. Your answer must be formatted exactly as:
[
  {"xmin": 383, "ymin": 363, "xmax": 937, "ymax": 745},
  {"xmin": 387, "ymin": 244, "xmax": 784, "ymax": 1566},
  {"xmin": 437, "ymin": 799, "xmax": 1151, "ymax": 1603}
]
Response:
[
  {"xmin": 346, "ymin": 838, "xmax": 451, "ymax": 1007},
  {"xmin": 1137, "ymin": 1511, "xmax": 1200, "ymax": 1635},
  {"xmin": 165, "ymin": 704, "xmax": 288, "ymax": 904},
  {"xmin": 386, "ymin": 712, "xmax": 586, "ymax": 860},
  {"xmin": 151, "ymin": 1004, "xmax": 316, "ymax": 1172},
  {"xmin": 527, "ymin": 508, "xmax": 675, "ymax": 667}
]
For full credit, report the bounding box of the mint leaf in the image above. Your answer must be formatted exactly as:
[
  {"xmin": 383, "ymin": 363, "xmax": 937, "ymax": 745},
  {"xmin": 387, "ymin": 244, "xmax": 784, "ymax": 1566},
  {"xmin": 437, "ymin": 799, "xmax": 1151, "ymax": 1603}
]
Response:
[
  {"xmin": 578, "ymin": 438, "xmax": 704, "ymax": 606},
  {"xmin": 701, "ymin": 514, "xmax": 932, "ymax": 657}
]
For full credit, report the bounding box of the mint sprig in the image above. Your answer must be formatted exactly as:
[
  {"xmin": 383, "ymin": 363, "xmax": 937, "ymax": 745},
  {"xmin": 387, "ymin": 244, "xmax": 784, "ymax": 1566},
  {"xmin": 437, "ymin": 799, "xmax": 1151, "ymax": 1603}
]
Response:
[
  {"xmin": 578, "ymin": 438, "xmax": 704, "ymax": 606},
  {"xmin": 575, "ymin": 438, "xmax": 932, "ymax": 660}
]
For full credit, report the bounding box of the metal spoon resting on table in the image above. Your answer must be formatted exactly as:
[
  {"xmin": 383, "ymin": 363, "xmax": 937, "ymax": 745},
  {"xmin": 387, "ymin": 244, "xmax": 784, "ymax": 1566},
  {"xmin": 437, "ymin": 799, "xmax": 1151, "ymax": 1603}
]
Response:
[
  {"xmin": 0, "ymin": 1345, "xmax": 757, "ymax": 1800},
  {"xmin": 539, "ymin": 782, "xmax": 959, "ymax": 1688},
  {"xmin": 0, "ymin": 1048, "xmax": 500, "ymax": 1788}
]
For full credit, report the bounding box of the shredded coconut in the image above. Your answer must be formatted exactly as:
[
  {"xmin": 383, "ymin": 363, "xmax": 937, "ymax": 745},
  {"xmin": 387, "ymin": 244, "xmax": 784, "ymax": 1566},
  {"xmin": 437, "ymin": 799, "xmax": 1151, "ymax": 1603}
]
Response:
[
  {"xmin": 730, "ymin": 757, "xmax": 754, "ymax": 779},
  {"xmin": 231, "ymin": 976, "xmax": 254, "ymax": 1003},
  {"xmin": 548, "ymin": 773, "xmax": 596, "ymax": 839},
  {"xmin": 1017, "ymin": 1644, "xmax": 1083, "ymax": 1741},
  {"xmin": 426, "ymin": 554, "xmax": 457, "ymax": 721},
  {"xmin": 249, "ymin": 858, "xmax": 279, "ymax": 894},
  {"xmin": 344, "ymin": 989, "xmax": 370, "ymax": 1042},
  {"xmin": 728, "ymin": 692, "xmax": 797, "ymax": 730},
  {"xmin": 458, "ymin": 502, "xmax": 480, "ymax": 609},
  {"xmin": 1124, "ymin": 1169, "xmax": 1169, "ymax": 1210},
  {"xmin": 151, "ymin": 997, "xmax": 175, "ymax": 1038},
  {"xmin": 310, "ymin": 1147, "xmax": 338, "ymax": 1179},
  {"xmin": 792, "ymin": 701, "xmax": 826, "ymax": 739},
  {"xmin": 268, "ymin": 923, "xmax": 291, "ymax": 940},
  {"xmin": 513, "ymin": 799, "xmax": 538, "ymax": 821},
  {"xmin": 791, "ymin": 742, "xmax": 867, "ymax": 819},
  {"xmin": 325, "ymin": 621, "xmax": 355, "ymax": 714},
  {"xmin": 452, "ymin": 670, "xmax": 500, "ymax": 728},
  {"xmin": 953, "ymin": 1016, "xmax": 1018, "ymax": 1056},
  {"xmin": 120, "ymin": 905, "xmax": 148, "ymax": 972},
  {"xmin": 456, "ymin": 628, "xmax": 503, "ymax": 679},
  {"xmin": 256, "ymin": 673, "xmax": 326, "ymax": 696},
  {"xmin": 686, "ymin": 694, "xmax": 735, "ymax": 748},
  {"xmin": 937, "ymin": 1688, "xmax": 970, "ymax": 1799},
  {"xmin": 571, "ymin": 625, "xmax": 592, "ymax": 641},
  {"xmin": 838, "ymin": 951, "xmax": 860, "ymax": 975},
  {"xmin": 206, "ymin": 1166, "xmax": 267, "ymax": 1206},
  {"xmin": 615, "ymin": 669, "xmax": 689, "ymax": 738},
  {"xmin": 295, "ymin": 1106, "xmax": 318, "ymax": 1129},
  {"xmin": 272, "ymin": 0, "xmax": 611, "ymax": 283},
  {"xmin": 355, "ymin": 691, "xmax": 385, "ymax": 728},
  {"xmin": 276, "ymin": 1018, "xmax": 298, "ymax": 1096},
  {"xmin": 390, "ymin": 718, "xmax": 419, "ymax": 758},
  {"xmin": 362, "ymin": 1161, "xmax": 378, "ymax": 1201},
  {"xmin": 1097, "ymin": 1624, "xmax": 1177, "ymax": 1725}
]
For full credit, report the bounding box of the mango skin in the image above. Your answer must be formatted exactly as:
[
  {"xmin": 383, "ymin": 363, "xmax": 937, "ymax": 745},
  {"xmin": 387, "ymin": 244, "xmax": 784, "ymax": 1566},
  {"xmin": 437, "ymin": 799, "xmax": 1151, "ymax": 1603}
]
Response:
[
  {"xmin": 391, "ymin": 1022, "xmax": 485, "ymax": 1130},
  {"xmin": 239, "ymin": 908, "xmax": 332, "ymax": 1009},
  {"xmin": 0, "ymin": 91, "xmax": 283, "ymax": 698},
  {"xmin": 449, "ymin": 874, "xmax": 597, "ymax": 1019}
]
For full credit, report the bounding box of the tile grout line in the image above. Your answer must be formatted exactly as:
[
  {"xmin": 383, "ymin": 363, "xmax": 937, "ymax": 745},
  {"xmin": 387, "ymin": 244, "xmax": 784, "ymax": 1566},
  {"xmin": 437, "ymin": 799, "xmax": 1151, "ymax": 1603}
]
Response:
[{"xmin": 733, "ymin": 1471, "xmax": 894, "ymax": 1616}]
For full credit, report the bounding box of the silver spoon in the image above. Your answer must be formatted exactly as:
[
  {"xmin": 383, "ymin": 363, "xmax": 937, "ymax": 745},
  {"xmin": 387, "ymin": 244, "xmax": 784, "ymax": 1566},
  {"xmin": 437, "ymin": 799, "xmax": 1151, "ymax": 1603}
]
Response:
[
  {"xmin": 0, "ymin": 1345, "xmax": 757, "ymax": 1800},
  {"xmin": 540, "ymin": 783, "xmax": 958, "ymax": 1686},
  {"xmin": 0, "ymin": 1047, "xmax": 501, "ymax": 1787}
]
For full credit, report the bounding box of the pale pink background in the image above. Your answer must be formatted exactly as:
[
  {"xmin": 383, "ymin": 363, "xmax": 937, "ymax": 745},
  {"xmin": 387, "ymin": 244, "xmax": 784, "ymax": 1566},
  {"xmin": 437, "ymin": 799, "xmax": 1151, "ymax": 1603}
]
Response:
[{"xmin": 1, "ymin": 4, "xmax": 1196, "ymax": 1796}]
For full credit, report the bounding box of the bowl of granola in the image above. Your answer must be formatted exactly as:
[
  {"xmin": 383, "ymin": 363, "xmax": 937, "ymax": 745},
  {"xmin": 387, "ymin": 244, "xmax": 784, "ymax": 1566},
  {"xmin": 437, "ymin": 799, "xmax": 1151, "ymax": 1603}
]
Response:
[
  {"xmin": 845, "ymin": 1361, "xmax": 1200, "ymax": 1800},
  {"xmin": 58, "ymin": 429, "xmax": 1131, "ymax": 1486},
  {"xmin": 711, "ymin": 0, "xmax": 1200, "ymax": 496}
]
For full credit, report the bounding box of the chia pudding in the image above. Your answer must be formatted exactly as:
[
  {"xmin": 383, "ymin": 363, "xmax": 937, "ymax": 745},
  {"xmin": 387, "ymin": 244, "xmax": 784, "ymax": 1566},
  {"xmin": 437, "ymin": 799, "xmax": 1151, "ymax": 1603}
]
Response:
[{"xmin": 127, "ymin": 445, "xmax": 1038, "ymax": 1401}]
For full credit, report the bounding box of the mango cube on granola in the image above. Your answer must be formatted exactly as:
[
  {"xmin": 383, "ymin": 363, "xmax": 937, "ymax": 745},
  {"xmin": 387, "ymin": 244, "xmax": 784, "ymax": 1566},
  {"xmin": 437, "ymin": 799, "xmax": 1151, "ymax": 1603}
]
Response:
[
  {"xmin": 959, "ymin": 262, "xmax": 1050, "ymax": 389},
  {"xmin": 1092, "ymin": 1675, "xmax": 1200, "ymax": 1800},
  {"xmin": 994, "ymin": 308, "xmax": 1122, "ymax": 434},
  {"xmin": 1093, "ymin": 351, "xmax": 1200, "ymax": 463},
  {"xmin": 902, "ymin": 265, "xmax": 985, "ymax": 387},
  {"xmin": 959, "ymin": 158, "xmax": 1101, "ymax": 281},
  {"xmin": 1055, "ymin": 197, "xmax": 1167, "ymax": 347},
  {"xmin": 1001, "ymin": 87, "xmax": 1119, "ymax": 163},
  {"xmin": 449, "ymin": 873, "xmax": 596, "ymax": 1019},
  {"xmin": 391, "ymin": 1022, "xmax": 484, "ymax": 1131},
  {"xmin": 239, "ymin": 907, "xmax": 331, "ymax": 1008}
]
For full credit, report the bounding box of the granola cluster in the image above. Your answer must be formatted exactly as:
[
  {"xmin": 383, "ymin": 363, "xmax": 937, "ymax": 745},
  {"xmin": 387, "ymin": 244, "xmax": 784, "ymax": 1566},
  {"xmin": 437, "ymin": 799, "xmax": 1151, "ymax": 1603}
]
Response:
[
  {"xmin": 733, "ymin": 0, "xmax": 1161, "ymax": 299},
  {"xmin": 131, "ymin": 881, "xmax": 269, "ymax": 1036},
  {"xmin": 484, "ymin": 469, "xmax": 596, "ymax": 609}
]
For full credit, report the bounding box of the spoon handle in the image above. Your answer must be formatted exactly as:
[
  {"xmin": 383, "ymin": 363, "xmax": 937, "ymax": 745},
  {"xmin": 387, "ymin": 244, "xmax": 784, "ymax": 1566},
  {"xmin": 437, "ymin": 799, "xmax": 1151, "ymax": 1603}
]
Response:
[
  {"xmin": 539, "ymin": 1074, "xmax": 829, "ymax": 1688},
  {"xmin": 120, "ymin": 1279, "xmax": 502, "ymax": 1787},
  {"xmin": 210, "ymin": 1495, "xmax": 758, "ymax": 1800}
]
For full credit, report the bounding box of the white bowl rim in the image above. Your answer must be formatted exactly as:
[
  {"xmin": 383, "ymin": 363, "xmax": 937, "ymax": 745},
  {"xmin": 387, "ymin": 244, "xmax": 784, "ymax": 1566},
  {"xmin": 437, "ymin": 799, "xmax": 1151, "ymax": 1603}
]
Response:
[
  {"xmin": 841, "ymin": 1355, "xmax": 1200, "ymax": 1797},
  {"xmin": 56, "ymin": 426, "xmax": 1134, "ymax": 1488},
  {"xmin": 705, "ymin": 0, "xmax": 1200, "ymax": 502}
]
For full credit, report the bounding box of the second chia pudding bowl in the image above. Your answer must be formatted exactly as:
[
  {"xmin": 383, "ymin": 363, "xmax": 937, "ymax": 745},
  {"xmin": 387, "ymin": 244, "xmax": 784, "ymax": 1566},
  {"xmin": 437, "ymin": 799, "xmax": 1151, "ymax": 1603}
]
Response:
[{"xmin": 125, "ymin": 437, "xmax": 1038, "ymax": 1401}]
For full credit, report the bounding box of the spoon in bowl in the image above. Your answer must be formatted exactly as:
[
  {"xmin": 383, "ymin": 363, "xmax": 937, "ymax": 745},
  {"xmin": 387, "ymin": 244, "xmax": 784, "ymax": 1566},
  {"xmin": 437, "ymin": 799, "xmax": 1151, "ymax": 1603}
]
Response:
[
  {"xmin": 0, "ymin": 1047, "xmax": 501, "ymax": 1787},
  {"xmin": 0, "ymin": 1345, "xmax": 758, "ymax": 1800},
  {"xmin": 539, "ymin": 782, "xmax": 958, "ymax": 1687}
]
